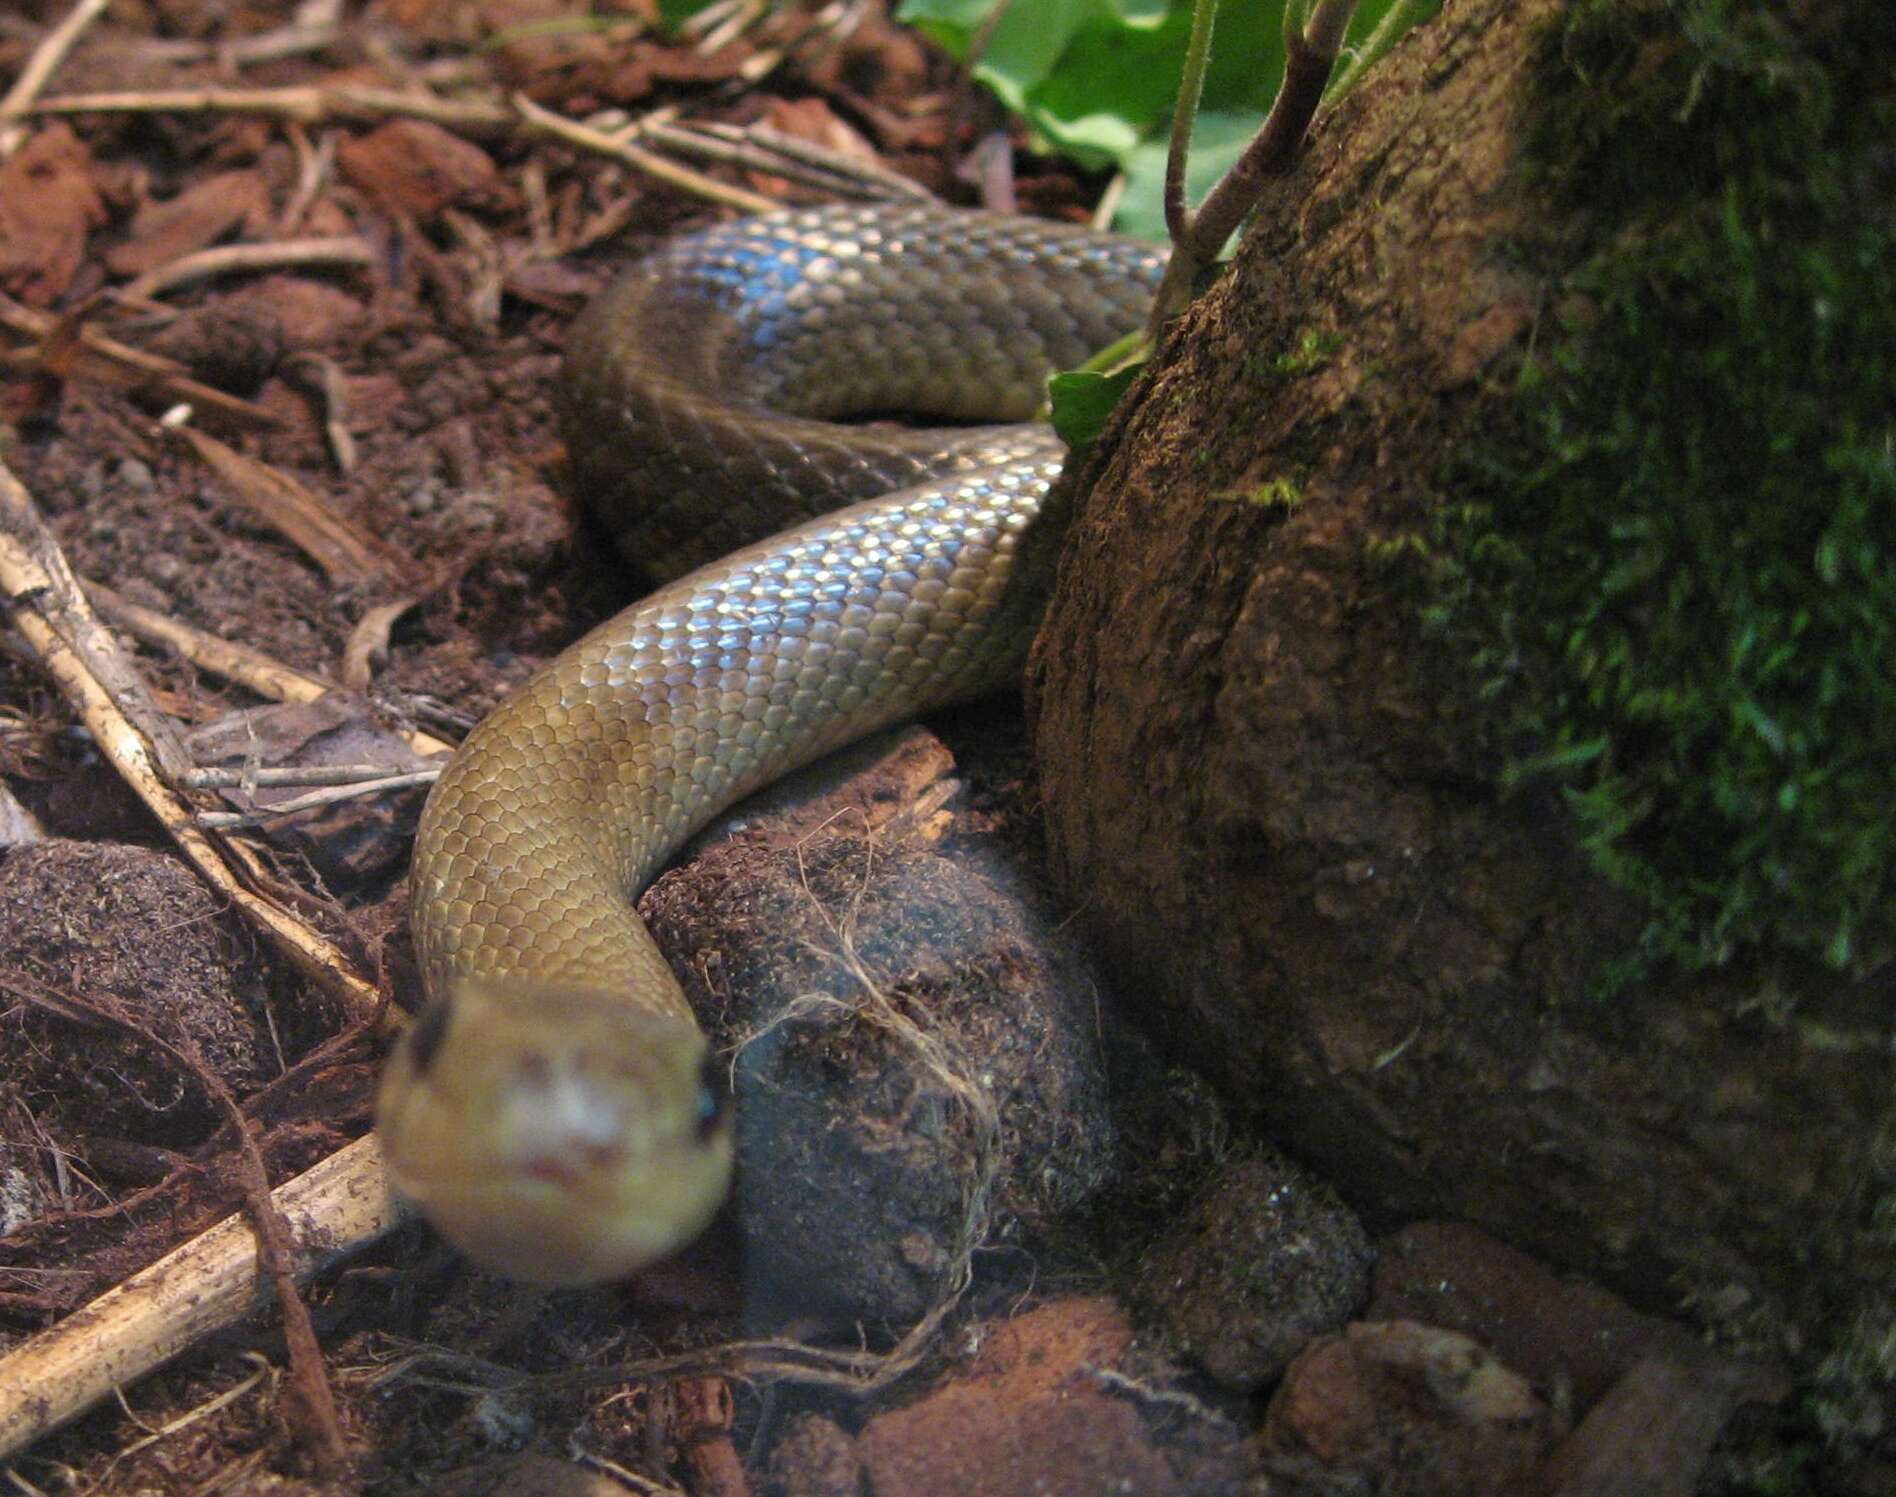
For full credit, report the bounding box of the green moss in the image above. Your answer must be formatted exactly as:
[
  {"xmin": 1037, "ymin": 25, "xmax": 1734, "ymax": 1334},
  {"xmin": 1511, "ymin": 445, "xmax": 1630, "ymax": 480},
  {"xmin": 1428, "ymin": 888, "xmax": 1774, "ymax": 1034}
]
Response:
[
  {"xmin": 1250, "ymin": 328, "xmax": 1343, "ymax": 381},
  {"xmin": 1811, "ymin": 1292, "xmax": 1896, "ymax": 1446},
  {"xmin": 1215, "ymin": 477, "xmax": 1304, "ymax": 510},
  {"xmin": 1428, "ymin": 0, "xmax": 1896, "ymax": 977}
]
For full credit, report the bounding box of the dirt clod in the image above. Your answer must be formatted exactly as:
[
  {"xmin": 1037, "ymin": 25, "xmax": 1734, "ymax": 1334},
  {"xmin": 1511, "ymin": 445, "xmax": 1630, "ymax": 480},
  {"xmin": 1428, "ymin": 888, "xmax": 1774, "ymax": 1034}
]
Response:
[
  {"xmin": 0, "ymin": 839, "xmax": 275, "ymax": 1147},
  {"xmin": 1136, "ymin": 1146, "xmax": 1372, "ymax": 1389},
  {"xmin": 641, "ymin": 727, "xmax": 1115, "ymax": 1326}
]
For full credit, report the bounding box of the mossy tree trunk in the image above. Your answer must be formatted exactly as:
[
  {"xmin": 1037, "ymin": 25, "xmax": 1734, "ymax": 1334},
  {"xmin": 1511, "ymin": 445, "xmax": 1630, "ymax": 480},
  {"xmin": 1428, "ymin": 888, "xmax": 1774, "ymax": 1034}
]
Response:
[{"xmin": 1028, "ymin": 0, "xmax": 1892, "ymax": 1431}]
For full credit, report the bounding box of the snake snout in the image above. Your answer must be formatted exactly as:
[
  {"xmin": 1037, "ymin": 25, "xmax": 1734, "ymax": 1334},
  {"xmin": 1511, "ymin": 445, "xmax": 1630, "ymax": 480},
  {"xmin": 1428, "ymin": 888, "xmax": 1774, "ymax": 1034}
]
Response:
[
  {"xmin": 497, "ymin": 1048, "xmax": 630, "ymax": 1183},
  {"xmin": 376, "ymin": 980, "xmax": 735, "ymax": 1285}
]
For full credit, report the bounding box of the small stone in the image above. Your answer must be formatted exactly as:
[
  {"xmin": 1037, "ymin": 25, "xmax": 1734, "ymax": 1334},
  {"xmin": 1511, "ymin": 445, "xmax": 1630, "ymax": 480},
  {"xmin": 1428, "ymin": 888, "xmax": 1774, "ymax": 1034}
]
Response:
[
  {"xmin": 468, "ymin": 1389, "xmax": 534, "ymax": 1447},
  {"xmin": 1537, "ymin": 1355, "xmax": 1789, "ymax": 1497},
  {"xmin": 0, "ymin": 1165, "xmax": 44, "ymax": 1236},
  {"xmin": 1368, "ymin": 1220, "xmax": 1747, "ymax": 1411}
]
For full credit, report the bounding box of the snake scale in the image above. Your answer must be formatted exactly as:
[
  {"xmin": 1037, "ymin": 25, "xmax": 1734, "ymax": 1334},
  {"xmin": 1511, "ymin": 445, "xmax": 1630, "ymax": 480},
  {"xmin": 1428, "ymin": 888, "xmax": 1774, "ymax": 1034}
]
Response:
[{"xmin": 376, "ymin": 203, "xmax": 1165, "ymax": 1284}]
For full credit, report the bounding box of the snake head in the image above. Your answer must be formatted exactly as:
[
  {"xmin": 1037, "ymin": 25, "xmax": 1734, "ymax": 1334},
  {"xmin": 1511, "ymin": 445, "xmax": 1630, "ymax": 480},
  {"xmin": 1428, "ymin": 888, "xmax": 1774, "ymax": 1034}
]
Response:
[{"xmin": 375, "ymin": 978, "xmax": 734, "ymax": 1286}]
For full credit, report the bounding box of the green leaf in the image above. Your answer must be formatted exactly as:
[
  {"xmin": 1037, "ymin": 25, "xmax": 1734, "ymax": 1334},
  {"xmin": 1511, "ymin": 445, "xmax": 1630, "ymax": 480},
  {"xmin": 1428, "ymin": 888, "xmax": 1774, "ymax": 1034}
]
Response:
[
  {"xmin": 898, "ymin": 0, "xmax": 1093, "ymax": 115},
  {"xmin": 657, "ymin": 0, "xmax": 723, "ymax": 31},
  {"xmin": 898, "ymin": 1, "xmax": 1419, "ymax": 236},
  {"xmin": 1049, "ymin": 365, "xmax": 1143, "ymax": 451},
  {"xmin": 1103, "ymin": 0, "xmax": 1171, "ymax": 24}
]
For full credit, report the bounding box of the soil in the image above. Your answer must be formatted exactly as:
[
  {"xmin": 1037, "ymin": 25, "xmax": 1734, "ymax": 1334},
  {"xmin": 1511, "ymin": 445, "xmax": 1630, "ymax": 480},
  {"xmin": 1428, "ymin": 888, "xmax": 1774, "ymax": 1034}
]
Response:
[{"xmin": 0, "ymin": 2, "xmax": 1846, "ymax": 1494}]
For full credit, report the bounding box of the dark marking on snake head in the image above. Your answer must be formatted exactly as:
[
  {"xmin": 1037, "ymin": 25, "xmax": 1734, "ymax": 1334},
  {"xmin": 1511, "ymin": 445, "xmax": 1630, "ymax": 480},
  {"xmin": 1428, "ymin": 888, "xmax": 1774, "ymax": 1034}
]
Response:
[{"xmin": 405, "ymin": 997, "xmax": 452, "ymax": 1076}]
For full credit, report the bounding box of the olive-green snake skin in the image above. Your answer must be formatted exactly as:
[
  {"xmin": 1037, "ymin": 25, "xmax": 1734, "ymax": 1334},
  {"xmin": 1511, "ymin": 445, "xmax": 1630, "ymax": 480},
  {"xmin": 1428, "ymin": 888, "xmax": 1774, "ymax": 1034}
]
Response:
[{"xmin": 376, "ymin": 204, "xmax": 1164, "ymax": 1284}]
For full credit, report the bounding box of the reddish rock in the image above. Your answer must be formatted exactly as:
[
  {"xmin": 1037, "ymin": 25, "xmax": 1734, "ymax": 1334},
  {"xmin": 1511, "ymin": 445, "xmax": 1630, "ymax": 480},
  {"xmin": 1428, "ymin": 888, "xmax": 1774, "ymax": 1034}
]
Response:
[
  {"xmin": 854, "ymin": 1298, "xmax": 1190, "ymax": 1497},
  {"xmin": 1534, "ymin": 1355, "xmax": 1789, "ymax": 1497},
  {"xmin": 1262, "ymin": 1320, "xmax": 1562, "ymax": 1497}
]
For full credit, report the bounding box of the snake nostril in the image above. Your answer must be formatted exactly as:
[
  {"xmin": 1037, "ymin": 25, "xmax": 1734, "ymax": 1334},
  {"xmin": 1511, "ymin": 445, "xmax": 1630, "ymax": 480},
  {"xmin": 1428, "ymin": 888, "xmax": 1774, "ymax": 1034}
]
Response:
[{"xmin": 518, "ymin": 1051, "xmax": 553, "ymax": 1086}]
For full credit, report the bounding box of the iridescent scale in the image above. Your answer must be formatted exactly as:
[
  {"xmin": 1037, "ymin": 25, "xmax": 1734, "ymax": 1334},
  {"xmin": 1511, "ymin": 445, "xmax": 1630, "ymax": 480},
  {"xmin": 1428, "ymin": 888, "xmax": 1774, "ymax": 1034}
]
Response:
[{"xmin": 412, "ymin": 204, "xmax": 1164, "ymax": 1020}]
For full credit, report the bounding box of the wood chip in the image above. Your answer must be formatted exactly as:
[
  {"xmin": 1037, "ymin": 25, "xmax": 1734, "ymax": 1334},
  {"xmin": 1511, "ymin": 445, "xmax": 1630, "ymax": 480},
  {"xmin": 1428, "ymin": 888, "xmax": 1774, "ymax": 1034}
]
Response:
[
  {"xmin": 166, "ymin": 422, "xmax": 409, "ymax": 589},
  {"xmin": 0, "ymin": 123, "xmax": 106, "ymax": 306},
  {"xmin": 104, "ymin": 169, "xmax": 274, "ymax": 276},
  {"xmin": 336, "ymin": 117, "xmax": 507, "ymax": 218}
]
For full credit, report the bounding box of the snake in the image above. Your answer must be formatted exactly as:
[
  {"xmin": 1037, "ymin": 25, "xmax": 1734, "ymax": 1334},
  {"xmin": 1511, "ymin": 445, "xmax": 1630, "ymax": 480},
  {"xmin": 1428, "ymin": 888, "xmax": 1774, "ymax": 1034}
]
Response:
[{"xmin": 375, "ymin": 202, "xmax": 1165, "ymax": 1285}]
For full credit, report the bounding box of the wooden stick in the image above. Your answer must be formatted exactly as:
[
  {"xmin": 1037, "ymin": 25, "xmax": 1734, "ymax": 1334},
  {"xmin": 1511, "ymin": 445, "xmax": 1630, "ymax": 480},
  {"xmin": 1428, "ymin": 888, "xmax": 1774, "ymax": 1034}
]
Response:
[
  {"xmin": 0, "ymin": 1135, "xmax": 402, "ymax": 1463},
  {"xmin": 86, "ymin": 580, "xmax": 338, "ymax": 705},
  {"xmin": 512, "ymin": 93, "xmax": 777, "ymax": 214},
  {"xmin": 0, "ymin": 290, "xmax": 282, "ymax": 432},
  {"xmin": 0, "ymin": 0, "xmax": 113, "ymax": 158}
]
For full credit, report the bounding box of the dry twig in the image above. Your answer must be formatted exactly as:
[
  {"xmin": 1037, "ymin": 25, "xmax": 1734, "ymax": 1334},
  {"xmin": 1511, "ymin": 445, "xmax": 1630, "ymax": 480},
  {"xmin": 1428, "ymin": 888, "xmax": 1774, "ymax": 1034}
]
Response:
[
  {"xmin": 0, "ymin": 1135, "xmax": 399, "ymax": 1462},
  {"xmin": 0, "ymin": 0, "xmax": 113, "ymax": 159},
  {"xmin": 185, "ymin": 762, "xmax": 434, "ymax": 789},
  {"xmin": 25, "ymin": 82, "xmax": 513, "ymax": 134},
  {"xmin": 197, "ymin": 770, "xmax": 438, "ymax": 831},
  {"xmin": 5, "ymin": 971, "xmax": 353, "ymax": 1474},
  {"xmin": 0, "ymin": 291, "xmax": 281, "ymax": 431},
  {"xmin": 86, "ymin": 579, "xmax": 457, "ymax": 760},
  {"xmin": 635, "ymin": 118, "xmax": 937, "ymax": 203},
  {"xmin": 512, "ymin": 93, "xmax": 778, "ymax": 214},
  {"xmin": 144, "ymin": 21, "xmax": 342, "ymax": 69},
  {"xmin": 120, "ymin": 235, "xmax": 376, "ymax": 303},
  {"xmin": 161, "ymin": 420, "xmax": 410, "ymax": 590}
]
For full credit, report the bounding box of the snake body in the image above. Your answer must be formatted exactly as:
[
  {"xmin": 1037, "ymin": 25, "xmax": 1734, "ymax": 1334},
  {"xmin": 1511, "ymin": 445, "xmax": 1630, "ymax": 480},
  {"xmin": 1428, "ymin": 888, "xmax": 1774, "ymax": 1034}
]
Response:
[{"xmin": 377, "ymin": 204, "xmax": 1164, "ymax": 1285}]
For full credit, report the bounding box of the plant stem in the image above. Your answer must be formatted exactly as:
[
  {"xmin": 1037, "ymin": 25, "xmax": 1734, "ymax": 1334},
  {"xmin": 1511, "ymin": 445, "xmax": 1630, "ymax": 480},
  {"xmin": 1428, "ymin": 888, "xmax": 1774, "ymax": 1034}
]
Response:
[
  {"xmin": 1184, "ymin": 0, "xmax": 1351, "ymax": 262},
  {"xmin": 1164, "ymin": 0, "xmax": 1221, "ymax": 243},
  {"xmin": 1146, "ymin": 0, "xmax": 1357, "ymax": 340},
  {"xmin": 1326, "ymin": 0, "xmax": 1439, "ymax": 104}
]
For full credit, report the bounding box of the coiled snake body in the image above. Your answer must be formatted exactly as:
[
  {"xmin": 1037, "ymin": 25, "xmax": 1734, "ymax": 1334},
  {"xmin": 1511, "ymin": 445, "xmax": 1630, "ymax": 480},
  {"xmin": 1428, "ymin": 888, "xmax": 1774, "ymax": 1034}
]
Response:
[{"xmin": 377, "ymin": 204, "xmax": 1164, "ymax": 1284}]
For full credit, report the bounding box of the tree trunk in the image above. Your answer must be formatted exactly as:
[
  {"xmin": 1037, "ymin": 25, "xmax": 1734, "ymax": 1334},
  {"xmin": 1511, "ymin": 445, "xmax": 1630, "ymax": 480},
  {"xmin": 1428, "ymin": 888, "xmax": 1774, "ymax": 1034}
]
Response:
[{"xmin": 1028, "ymin": 0, "xmax": 1892, "ymax": 1416}]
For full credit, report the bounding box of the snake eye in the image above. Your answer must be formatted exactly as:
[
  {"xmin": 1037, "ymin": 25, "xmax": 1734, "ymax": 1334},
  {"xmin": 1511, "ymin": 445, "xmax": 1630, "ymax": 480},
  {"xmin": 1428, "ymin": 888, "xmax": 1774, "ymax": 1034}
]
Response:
[
  {"xmin": 695, "ymin": 1053, "xmax": 731, "ymax": 1142},
  {"xmin": 405, "ymin": 998, "xmax": 453, "ymax": 1076}
]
